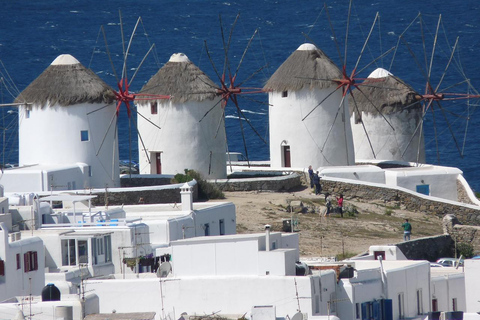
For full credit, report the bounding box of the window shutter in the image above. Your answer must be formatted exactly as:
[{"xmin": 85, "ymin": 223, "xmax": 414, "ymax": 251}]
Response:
[
  {"xmin": 33, "ymin": 251, "xmax": 38, "ymax": 271},
  {"xmin": 24, "ymin": 252, "xmax": 30, "ymax": 272},
  {"xmin": 0, "ymin": 260, "xmax": 5, "ymax": 276},
  {"xmin": 16, "ymin": 254, "xmax": 21, "ymax": 270}
]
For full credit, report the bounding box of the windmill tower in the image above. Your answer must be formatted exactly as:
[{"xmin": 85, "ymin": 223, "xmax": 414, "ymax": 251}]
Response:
[
  {"xmin": 264, "ymin": 43, "xmax": 355, "ymax": 169},
  {"xmin": 15, "ymin": 54, "xmax": 120, "ymax": 189},
  {"xmin": 136, "ymin": 53, "xmax": 227, "ymax": 179},
  {"xmin": 349, "ymin": 68, "xmax": 425, "ymax": 163}
]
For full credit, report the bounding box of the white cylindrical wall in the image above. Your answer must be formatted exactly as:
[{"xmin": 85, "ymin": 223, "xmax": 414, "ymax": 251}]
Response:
[
  {"xmin": 18, "ymin": 102, "xmax": 120, "ymax": 188},
  {"xmin": 137, "ymin": 98, "xmax": 227, "ymax": 179},
  {"xmin": 351, "ymin": 110, "xmax": 425, "ymax": 163},
  {"xmin": 269, "ymin": 88, "xmax": 354, "ymax": 168}
]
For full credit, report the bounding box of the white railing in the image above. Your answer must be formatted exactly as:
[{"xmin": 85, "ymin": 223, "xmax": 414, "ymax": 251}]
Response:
[{"xmin": 40, "ymin": 219, "xmax": 140, "ymax": 228}]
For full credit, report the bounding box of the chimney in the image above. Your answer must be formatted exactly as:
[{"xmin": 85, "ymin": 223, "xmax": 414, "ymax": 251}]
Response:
[
  {"xmin": 180, "ymin": 183, "xmax": 193, "ymax": 211},
  {"xmin": 265, "ymin": 224, "xmax": 271, "ymax": 251}
]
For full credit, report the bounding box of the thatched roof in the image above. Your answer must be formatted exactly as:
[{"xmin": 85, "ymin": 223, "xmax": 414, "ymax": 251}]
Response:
[
  {"xmin": 140, "ymin": 53, "xmax": 217, "ymax": 104},
  {"xmin": 349, "ymin": 68, "xmax": 421, "ymax": 122},
  {"xmin": 263, "ymin": 43, "xmax": 342, "ymax": 92},
  {"xmin": 15, "ymin": 54, "xmax": 116, "ymax": 106}
]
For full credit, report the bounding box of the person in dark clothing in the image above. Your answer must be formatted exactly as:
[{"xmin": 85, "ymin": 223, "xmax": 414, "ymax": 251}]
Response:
[
  {"xmin": 313, "ymin": 171, "xmax": 321, "ymax": 195},
  {"xmin": 308, "ymin": 165, "xmax": 314, "ymax": 189}
]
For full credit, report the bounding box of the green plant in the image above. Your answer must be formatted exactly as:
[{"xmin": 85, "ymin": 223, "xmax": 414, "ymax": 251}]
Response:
[
  {"xmin": 457, "ymin": 242, "xmax": 474, "ymax": 259},
  {"xmin": 171, "ymin": 169, "xmax": 225, "ymax": 200},
  {"xmin": 345, "ymin": 204, "xmax": 358, "ymax": 217},
  {"xmin": 336, "ymin": 251, "xmax": 357, "ymax": 261},
  {"xmin": 385, "ymin": 208, "xmax": 393, "ymax": 216}
]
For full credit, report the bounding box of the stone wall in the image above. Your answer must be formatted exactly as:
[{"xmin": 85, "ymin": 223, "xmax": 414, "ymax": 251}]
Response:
[
  {"xmin": 443, "ymin": 214, "xmax": 480, "ymax": 254},
  {"xmin": 456, "ymin": 179, "xmax": 476, "ymax": 205},
  {"xmin": 88, "ymin": 184, "xmax": 198, "ymax": 206},
  {"xmin": 120, "ymin": 175, "xmax": 174, "ymax": 187},
  {"xmin": 320, "ymin": 178, "xmax": 480, "ymax": 226},
  {"xmin": 396, "ymin": 235, "xmax": 454, "ymax": 261},
  {"xmin": 212, "ymin": 173, "xmax": 302, "ymax": 192}
]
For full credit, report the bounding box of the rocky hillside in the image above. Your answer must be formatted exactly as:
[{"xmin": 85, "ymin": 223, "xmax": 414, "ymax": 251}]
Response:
[{"xmin": 218, "ymin": 187, "xmax": 444, "ymax": 259}]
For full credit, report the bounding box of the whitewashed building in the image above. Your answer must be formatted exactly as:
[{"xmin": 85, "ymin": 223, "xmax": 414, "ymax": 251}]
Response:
[
  {"xmin": 317, "ymin": 162, "xmax": 477, "ymax": 203},
  {"xmin": 24, "ymin": 185, "xmax": 235, "ymax": 280},
  {"xmin": 136, "ymin": 53, "xmax": 227, "ymax": 179},
  {"xmin": 0, "ymin": 222, "xmax": 45, "ymax": 302},
  {"xmin": 85, "ymin": 230, "xmax": 339, "ymax": 320},
  {"xmin": 431, "ymin": 267, "xmax": 466, "ymax": 313},
  {"xmin": 0, "ymin": 54, "xmax": 119, "ymax": 192},
  {"xmin": 349, "ymin": 68, "xmax": 425, "ymax": 163},
  {"xmin": 264, "ymin": 43, "xmax": 354, "ymax": 169}
]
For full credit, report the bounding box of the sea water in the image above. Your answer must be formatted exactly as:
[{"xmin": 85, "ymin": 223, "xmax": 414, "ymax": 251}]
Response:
[{"xmin": 0, "ymin": 0, "xmax": 479, "ymax": 190}]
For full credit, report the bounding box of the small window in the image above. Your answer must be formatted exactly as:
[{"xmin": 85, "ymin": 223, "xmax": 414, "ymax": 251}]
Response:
[
  {"xmin": 219, "ymin": 219, "xmax": 225, "ymax": 235},
  {"xmin": 151, "ymin": 102, "xmax": 158, "ymax": 114},
  {"xmin": 97, "ymin": 238, "xmax": 104, "ymax": 255},
  {"xmin": 62, "ymin": 239, "xmax": 76, "ymax": 266},
  {"xmin": 282, "ymin": 91, "xmax": 288, "ymax": 98},
  {"xmin": 355, "ymin": 303, "xmax": 361, "ymax": 319},
  {"xmin": 16, "ymin": 253, "xmax": 20, "ymax": 269},
  {"xmin": 398, "ymin": 293, "xmax": 405, "ymax": 319},
  {"xmin": 204, "ymin": 223, "xmax": 210, "ymax": 236},
  {"xmin": 78, "ymin": 240, "xmax": 88, "ymax": 264},
  {"xmin": 416, "ymin": 184, "xmax": 430, "ymax": 195},
  {"xmin": 374, "ymin": 251, "xmax": 386, "ymax": 260},
  {"xmin": 26, "ymin": 109, "xmax": 31, "ymax": 119},
  {"xmin": 432, "ymin": 299, "xmax": 438, "ymax": 312},
  {"xmin": 417, "ymin": 289, "xmax": 423, "ymax": 315},
  {"xmin": 88, "ymin": 166, "xmax": 92, "ymax": 177},
  {"xmin": 80, "ymin": 130, "xmax": 89, "ymax": 142},
  {"xmin": 0, "ymin": 259, "xmax": 4, "ymax": 276},
  {"xmin": 24, "ymin": 251, "xmax": 38, "ymax": 272},
  {"xmin": 105, "ymin": 235, "xmax": 112, "ymax": 262},
  {"xmin": 452, "ymin": 298, "xmax": 457, "ymax": 311}
]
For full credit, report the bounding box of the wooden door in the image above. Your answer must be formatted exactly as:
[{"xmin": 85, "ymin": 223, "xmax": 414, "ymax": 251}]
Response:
[
  {"xmin": 283, "ymin": 146, "xmax": 291, "ymax": 167},
  {"xmin": 155, "ymin": 152, "xmax": 162, "ymax": 174}
]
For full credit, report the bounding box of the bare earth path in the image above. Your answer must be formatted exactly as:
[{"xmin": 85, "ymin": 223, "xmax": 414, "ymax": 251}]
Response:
[{"xmin": 212, "ymin": 187, "xmax": 444, "ymax": 258}]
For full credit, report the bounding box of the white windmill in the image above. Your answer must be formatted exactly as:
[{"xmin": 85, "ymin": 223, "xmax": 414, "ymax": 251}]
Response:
[{"xmin": 264, "ymin": 43, "xmax": 355, "ymax": 169}]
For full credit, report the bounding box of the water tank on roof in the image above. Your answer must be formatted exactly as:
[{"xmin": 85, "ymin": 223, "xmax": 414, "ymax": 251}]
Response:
[{"xmin": 42, "ymin": 283, "xmax": 61, "ymax": 301}]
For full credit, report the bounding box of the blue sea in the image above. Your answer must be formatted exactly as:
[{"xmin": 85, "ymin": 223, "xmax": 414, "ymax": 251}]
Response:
[{"xmin": 0, "ymin": 0, "xmax": 479, "ymax": 190}]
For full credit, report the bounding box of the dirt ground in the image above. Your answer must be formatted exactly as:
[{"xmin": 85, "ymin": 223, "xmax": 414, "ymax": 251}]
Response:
[{"xmin": 212, "ymin": 186, "xmax": 444, "ymax": 258}]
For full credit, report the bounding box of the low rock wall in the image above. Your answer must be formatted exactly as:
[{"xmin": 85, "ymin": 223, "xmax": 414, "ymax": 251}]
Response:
[
  {"xmin": 212, "ymin": 173, "xmax": 302, "ymax": 192},
  {"xmin": 320, "ymin": 179, "xmax": 480, "ymax": 226},
  {"xmin": 396, "ymin": 235, "xmax": 454, "ymax": 261},
  {"xmin": 89, "ymin": 184, "xmax": 198, "ymax": 206},
  {"xmin": 120, "ymin": 175, "xmax": 174, "ymax": 187},
  {"xmin": 443, "ymin": 214, "xmax": 480, "ymax": 254}
]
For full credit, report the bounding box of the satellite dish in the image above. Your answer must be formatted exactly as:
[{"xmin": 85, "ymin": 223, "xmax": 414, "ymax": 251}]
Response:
[
  {"xmin": 292, "ymin": 312, "xmax": 303, "ymax": 320},
  {"xmin": 157, "ymin": 261, "xmax": 172, "ymax": 278}
]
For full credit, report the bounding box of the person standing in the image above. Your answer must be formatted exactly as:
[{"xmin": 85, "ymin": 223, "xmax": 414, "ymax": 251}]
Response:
[
  {"xmin": 313, "ymin": 171, "xmax": 321, "ymax": 195},
  {"xmin": 324, "ymin": 193, "xmax": 332, "ymax": 216},
  {"xmin": 336, "ymin": 194, "xmax": 344, "ymax": 217},
  {"xmin": 402, "ymin": 219, "xmax": 412, "ymax": 241},
  {"xmin": 308, "ymin": 165, "xmax": 314, "ymax": 189}
]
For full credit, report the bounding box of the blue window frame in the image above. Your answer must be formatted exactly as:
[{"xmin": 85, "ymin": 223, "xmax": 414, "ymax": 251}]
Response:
[
  {"xmin": 81, "ymin": 130, "xmax": 89, "ymax": 142},
  {"xmin": 416, "ymin": 184, "xmax": 430, "ymax": 195}
]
